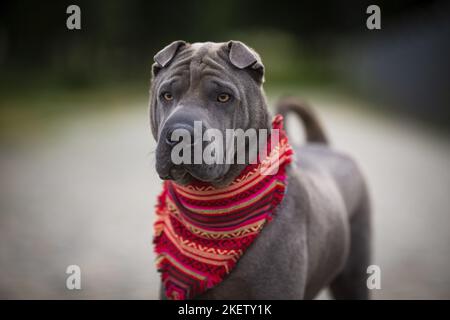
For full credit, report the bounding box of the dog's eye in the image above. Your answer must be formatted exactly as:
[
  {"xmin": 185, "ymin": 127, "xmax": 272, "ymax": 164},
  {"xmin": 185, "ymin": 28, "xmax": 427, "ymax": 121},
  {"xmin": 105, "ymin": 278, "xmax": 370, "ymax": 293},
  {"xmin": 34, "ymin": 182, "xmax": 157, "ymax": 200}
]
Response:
[
  {"xmin": 162, "ymin": 92, "xmax": 174, "ymax": 101},
  {"xmin": 217, "ymin": 93, "xmax": 231, "ymax": 103}
]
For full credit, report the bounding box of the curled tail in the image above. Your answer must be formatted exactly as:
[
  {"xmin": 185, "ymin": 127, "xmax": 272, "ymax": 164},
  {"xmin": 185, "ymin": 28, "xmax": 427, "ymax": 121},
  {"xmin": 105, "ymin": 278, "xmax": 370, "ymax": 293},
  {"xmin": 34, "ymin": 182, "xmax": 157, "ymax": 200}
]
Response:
[{"xmin": 276, "ymin": 97, "xmax": 329, "ymax": 144}]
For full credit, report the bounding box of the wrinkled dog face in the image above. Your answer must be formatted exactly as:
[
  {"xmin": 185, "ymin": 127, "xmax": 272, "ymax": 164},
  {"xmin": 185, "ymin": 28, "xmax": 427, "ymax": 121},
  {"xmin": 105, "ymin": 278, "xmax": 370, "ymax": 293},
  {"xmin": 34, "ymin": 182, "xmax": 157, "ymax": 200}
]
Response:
[{"xmin": 149, "ymin": 41, "xmax": 270, "ymax": 187}]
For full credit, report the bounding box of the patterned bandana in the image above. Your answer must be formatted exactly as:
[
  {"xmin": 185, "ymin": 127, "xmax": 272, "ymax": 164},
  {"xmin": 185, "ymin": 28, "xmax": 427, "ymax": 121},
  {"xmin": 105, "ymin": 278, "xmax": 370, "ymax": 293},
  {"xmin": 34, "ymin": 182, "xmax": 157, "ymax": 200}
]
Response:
[{"xmin": 153, "ymin": 115, "xmax": 293, "ymax": 300}]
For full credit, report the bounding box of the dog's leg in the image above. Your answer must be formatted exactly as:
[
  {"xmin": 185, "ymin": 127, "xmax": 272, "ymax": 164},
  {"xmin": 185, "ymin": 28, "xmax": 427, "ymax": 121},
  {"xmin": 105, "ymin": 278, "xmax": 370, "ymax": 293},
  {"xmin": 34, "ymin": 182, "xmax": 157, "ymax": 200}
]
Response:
[{"xmin": 329, "ymin": 190, "xmax": 371, "ymax": 299}]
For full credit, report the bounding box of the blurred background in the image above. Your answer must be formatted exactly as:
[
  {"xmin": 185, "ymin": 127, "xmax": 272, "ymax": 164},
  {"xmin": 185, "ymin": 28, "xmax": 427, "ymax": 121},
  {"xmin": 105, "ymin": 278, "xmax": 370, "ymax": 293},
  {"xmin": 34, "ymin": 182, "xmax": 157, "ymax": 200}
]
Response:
[{"xmin": 0, "ymin": 0, "xmax": 449, "ymax": 299}]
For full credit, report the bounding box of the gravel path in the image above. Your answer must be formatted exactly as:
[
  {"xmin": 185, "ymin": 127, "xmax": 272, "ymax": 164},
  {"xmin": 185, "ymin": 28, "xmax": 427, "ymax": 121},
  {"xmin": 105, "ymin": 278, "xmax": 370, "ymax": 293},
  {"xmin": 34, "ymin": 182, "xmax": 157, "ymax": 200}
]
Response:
[{"xmin": 1, "ymin": 94, "xmax": 449, "ymax": 299}]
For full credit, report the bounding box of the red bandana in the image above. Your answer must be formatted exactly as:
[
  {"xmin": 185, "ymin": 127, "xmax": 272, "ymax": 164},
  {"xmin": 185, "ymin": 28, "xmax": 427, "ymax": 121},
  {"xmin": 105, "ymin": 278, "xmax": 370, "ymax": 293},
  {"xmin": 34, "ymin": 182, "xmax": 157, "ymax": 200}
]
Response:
[{"xmin": 153, "ymin": 115, "xmax": 293, "ymax": 300}]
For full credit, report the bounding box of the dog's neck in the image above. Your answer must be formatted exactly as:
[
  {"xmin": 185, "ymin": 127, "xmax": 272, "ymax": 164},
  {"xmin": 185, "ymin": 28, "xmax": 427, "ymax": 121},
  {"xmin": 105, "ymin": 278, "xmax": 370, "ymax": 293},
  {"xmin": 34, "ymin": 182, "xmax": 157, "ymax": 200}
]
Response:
[{"xmin": 165, "ymin": 115, "xmax": 292, "ymax": 220}]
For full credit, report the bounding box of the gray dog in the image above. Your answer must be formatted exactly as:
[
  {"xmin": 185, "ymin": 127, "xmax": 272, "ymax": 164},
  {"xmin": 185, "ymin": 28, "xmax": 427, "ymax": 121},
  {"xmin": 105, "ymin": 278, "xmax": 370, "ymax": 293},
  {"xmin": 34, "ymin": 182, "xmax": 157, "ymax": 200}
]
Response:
[{"xmin": 149, "ymin": 40, "xmax": 371, "ymax": 299}]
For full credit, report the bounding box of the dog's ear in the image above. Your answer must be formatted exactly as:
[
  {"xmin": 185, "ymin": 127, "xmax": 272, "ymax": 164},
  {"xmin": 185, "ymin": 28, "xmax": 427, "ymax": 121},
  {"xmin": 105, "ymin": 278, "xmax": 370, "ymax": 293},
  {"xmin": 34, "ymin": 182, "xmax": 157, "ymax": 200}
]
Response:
[
  {"xmin": 227, "ymin": 41, "xmax": 265, "ymax": 84},
  {"xmin": 152, "ymin": 40, "xmax": 186, "ymax": 77}
]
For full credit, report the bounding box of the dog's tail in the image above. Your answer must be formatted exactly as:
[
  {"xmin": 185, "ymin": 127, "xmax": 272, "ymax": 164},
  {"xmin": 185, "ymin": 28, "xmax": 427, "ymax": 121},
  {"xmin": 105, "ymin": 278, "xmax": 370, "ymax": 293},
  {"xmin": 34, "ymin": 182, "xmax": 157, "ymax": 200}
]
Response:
[{"xmin": 276, "ymin": 97, "xmax": 329, "ymax": 144}]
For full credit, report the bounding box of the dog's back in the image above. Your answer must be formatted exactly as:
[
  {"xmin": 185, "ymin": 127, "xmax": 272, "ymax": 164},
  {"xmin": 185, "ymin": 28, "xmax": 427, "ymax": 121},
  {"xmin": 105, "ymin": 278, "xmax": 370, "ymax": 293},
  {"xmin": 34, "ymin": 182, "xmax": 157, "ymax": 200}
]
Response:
[{"xmin": 277, "ymin": 97, "xmax": 371, "ymax": 299}]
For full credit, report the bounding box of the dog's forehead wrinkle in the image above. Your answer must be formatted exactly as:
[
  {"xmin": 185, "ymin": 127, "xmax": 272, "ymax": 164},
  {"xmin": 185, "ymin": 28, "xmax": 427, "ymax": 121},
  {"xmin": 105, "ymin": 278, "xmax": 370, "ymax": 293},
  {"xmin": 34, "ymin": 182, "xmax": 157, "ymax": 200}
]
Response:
[
  {"xmin": 162, "ymin": 44, "xmax": 201, "ymax": 79},
  {"xmin": 159, "ymin": 42, "xmax": 236, "ymax": 94},
  {"xmin": 166, "ymin": 59, "xmax": 190, "ymax": 77},
  {"xmin": 188, "ymin": 45, "xmax": 217, "ymax": 85},
  {"xmin": 202, "ymin": 55, "xmax": 229, "ymax": 73}
]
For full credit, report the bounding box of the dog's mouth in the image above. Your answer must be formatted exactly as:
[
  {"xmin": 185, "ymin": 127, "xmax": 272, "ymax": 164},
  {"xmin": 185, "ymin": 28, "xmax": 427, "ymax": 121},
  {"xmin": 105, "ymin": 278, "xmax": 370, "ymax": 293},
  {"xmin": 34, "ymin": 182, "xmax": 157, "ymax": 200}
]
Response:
[
  {"xmin": 159, "ymin": 166, "xmax": 188, "ymax": 181},
  {"xmin": 158, "ymin": 164, "xmax": 227, "ymax": 185}
]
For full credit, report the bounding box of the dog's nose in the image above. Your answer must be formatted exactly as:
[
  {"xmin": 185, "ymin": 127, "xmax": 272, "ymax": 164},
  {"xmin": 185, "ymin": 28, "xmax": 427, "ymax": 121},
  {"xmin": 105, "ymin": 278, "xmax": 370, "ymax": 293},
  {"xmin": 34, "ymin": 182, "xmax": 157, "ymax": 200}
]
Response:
[
  {"xmin": 164, "ymin": 124, "xmax": 195, "ymax": 148},
  {"xmin": 165, "ymin": 129, "xmax": 178, "ymax": 147}
]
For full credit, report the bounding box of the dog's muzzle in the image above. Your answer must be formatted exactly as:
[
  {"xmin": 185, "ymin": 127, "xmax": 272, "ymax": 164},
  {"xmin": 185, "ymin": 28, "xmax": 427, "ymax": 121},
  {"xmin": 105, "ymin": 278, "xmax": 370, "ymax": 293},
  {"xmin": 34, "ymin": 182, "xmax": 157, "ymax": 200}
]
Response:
[{"xmin": 155, "ymin": 111, "xmax": 218, "ymax": 182}]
